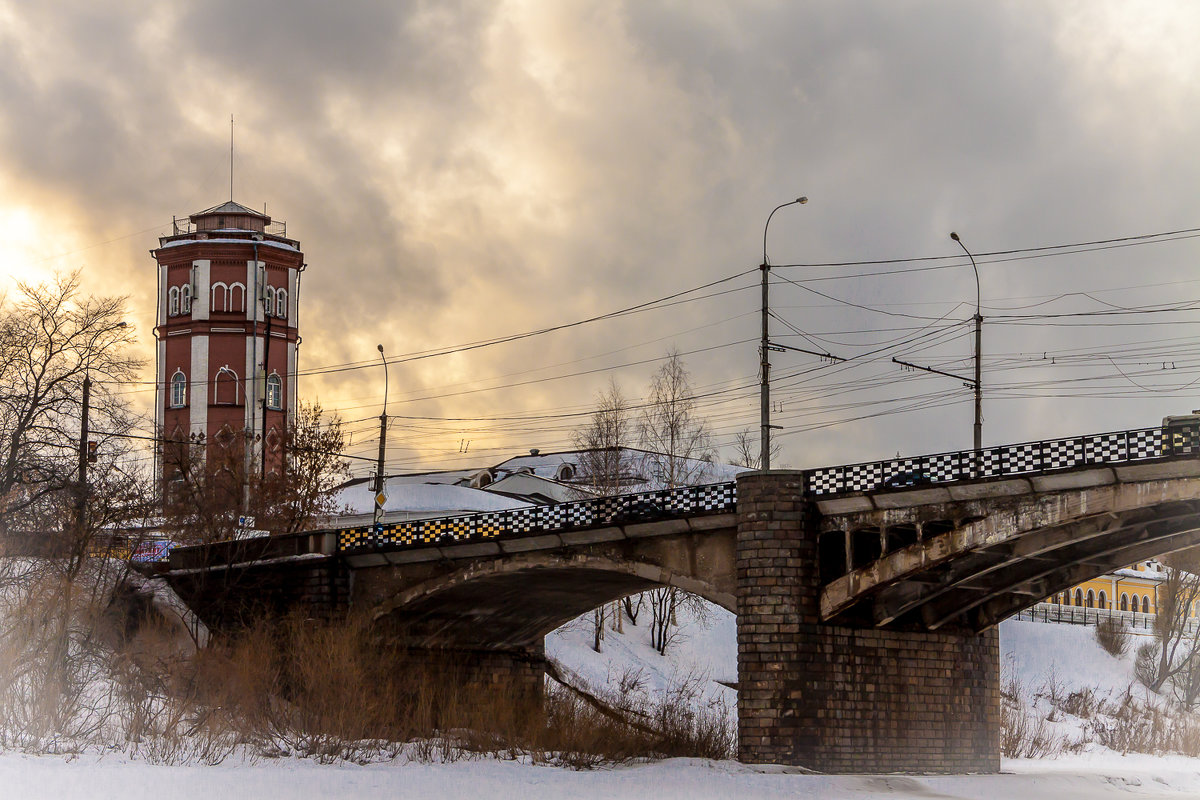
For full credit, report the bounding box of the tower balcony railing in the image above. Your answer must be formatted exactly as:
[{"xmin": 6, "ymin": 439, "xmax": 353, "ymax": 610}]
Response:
[{"xmin": 169, "ymin": 218, "xmax": 287, "ymax": 238}]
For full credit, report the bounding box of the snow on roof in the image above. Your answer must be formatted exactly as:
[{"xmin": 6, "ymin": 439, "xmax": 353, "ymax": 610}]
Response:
[
  {"xmin": 157, "ymin": 237, "xmax": 298, "ymax": 252},
  {"xmin": 335, "ymin": 480, "xmax": 531, "ymax": 516}
]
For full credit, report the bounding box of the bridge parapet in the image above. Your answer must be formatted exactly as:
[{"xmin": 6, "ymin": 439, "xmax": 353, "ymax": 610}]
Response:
[{"xmin": 809, "ymin": 423, "xmax": 1198, "ymax": 495}]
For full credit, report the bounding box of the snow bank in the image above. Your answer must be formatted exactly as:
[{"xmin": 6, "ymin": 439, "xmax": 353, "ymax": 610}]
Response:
[
  {"xmin": 5, "ymin": 751, "xmax": 1200, "ymax": 800},
  {"xmin": 999, "ymin": 617, "xmax": 1138, "ymax": 696}
]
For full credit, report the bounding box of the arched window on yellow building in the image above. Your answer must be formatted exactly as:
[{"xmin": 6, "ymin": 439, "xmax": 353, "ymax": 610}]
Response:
[
  {"xmin": 1098, "ymin": 591, "xmax": 1107, "ymax": 610},
  {"xmin": 1086, "ymin": 589, "xmax": 1095, "ymax": 608},
  {"xmin": 1143, "ymin": 596, "xmax": 1151, "ymax": 613},
  {"xmin": 1075, "ymin": 589, "xmax": 1084, "ymax": 606},
  {"xmin": 1120, "ymin": 593, "xmax": 1129, "ymax": 611}
]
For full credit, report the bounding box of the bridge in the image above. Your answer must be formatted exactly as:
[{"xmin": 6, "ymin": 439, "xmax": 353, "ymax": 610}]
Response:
[{"xmin": 157, "ymin": 422, "xmax": 1200, "ymax": 774}]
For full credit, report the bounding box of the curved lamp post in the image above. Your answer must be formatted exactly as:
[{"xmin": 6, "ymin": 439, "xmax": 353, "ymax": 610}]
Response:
[
  {"xmin": 760, "ymin": 197, "xmax": 807, "ymax": 470},
  {"xmin": 373, "ymin": 344, "xmax": 389, "ymax": 527},
  {"xmin": 950, "ymin": 232, "xmax": 983, "ymax": 455}
]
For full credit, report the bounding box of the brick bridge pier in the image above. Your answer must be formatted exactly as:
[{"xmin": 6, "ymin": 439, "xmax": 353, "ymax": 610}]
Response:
[{"xmin": 736, "ymin": 471, "xmax": 997, "ymax": 772}]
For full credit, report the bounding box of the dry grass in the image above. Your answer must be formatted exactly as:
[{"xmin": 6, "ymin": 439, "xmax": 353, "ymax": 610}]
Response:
[{"xmin": 0, "ymin": 568, "xmax": 734, "ymax": 767}]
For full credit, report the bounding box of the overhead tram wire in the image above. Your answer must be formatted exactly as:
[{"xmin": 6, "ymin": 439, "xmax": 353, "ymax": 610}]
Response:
[
  {"xmin": 768, "ymin": 225, "xmax": 1200, "ymax": 279},
  {"xmin": 291, "ymin": 271, "xmax": 759, "ymax": 380}
]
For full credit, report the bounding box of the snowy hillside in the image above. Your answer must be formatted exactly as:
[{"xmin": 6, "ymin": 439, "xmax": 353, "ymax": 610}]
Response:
[{"xmin": 547, "ymin": 601, "xmax": 737, "ymax": 716}]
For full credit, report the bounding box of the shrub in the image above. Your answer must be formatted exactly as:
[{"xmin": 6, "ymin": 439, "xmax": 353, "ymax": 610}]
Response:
[{"xmin": 1094, "ymin": 617, "xmax": 1130, "ymax": 658}]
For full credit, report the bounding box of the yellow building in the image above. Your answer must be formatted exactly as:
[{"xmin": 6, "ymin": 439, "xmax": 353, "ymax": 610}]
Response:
[{"xmin": 1046, "ymin": 560, "xmax": 1163, "ymax": 614}]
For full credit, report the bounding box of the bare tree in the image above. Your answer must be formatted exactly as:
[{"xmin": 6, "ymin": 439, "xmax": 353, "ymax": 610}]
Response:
[
  {"xmin": 637, "ymin": 351, "xmax": 717, "ymax": 654},
  {"xmin": 637, "ymin": 350, "xmax": 714, "ymax": 489},
  {"xmin": 730, "ymin": 428, "xmax": 780, "ymax": 470},
  {"xmin": 1135, "ymin": 567, "xmax": 1200, "ymax": 693},
  {"xmin": 572, "ymin": 380, "xmax": 635, "ymax": 652},
  {"xmin": 159, "ymin": 401, "xmax": 350, "ymax": 544},
  {"xmin": 572, "ymin": 379, "xmax": 634, "ymax": 496},
  {"xmin": 0, "ymin": 271, "xmax": 139, "ymax": 538}
]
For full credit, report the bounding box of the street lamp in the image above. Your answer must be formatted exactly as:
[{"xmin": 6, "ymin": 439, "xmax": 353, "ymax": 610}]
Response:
[
  {"xmin": 78, "ymin": 321, "xmax": 128, "ymax": 535},
  {"xmin": 372, "ymin": 344, "xmax": 389, "ymax": 527},
  {"xmin": 760, "ymin": 196, "xmax": 808, "ymax": 471},
  {"xmin": 950, "ymin": 232, "xmax": 983, "ymax": 455}
]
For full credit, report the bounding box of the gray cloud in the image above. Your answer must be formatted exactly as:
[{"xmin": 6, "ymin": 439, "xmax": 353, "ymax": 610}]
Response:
[{"xmin": 1, "ymin": 0, "xmax": 1198, "ymax": 474}]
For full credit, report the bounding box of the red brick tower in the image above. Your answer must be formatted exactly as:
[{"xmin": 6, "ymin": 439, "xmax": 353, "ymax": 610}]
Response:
[{"xmin": 153, "ymin": 201, "xmax": 303, "ymax": 489}]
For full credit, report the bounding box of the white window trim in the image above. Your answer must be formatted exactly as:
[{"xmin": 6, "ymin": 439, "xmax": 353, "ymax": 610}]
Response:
[
  {"xmin": 266, "ymin": 372, "xmax": 283, "ymax": 410},
  {"xmin": 168, "ymin": 286, "xmax": 180, "ymax": 316},
  {"xmin": 181, "ymin": 283, "xmax": 192, "ymax": 314},
  {"xmin": 229, "ymin": 282, "xmax": 246, "ymax": 313},
  {"xmin": 276, "ymin": 287, "xmax": 287, "ymax": 319},
  {"xmin": 215, "ymin": 366, "xmax": 240, "ymax": 405},
  {"xmin": 170, "ymin": 369, "xmax": 187, "ymax": 408},
  {"xmin": 211, "ymin": 281, "xmax": 228, "ymax": 312}
]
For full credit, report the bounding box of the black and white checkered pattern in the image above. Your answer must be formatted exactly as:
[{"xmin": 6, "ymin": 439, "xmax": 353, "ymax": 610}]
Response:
[
  {"xmin": 336, "ymin": 424, "xmax": 1200, "ymax": 554},
  {"xmin": 804, "ymin": 423, "xmax": 1200, "ymax": 498}
]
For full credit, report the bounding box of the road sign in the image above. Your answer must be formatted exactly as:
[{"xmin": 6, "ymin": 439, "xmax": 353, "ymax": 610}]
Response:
[
  {"xmin": 374, "ymin": 492, "xmax": 388, "ymax": 508},
  {"xmin": 237, "ymin": 515, "xmax": 256, "ymax": 528}
]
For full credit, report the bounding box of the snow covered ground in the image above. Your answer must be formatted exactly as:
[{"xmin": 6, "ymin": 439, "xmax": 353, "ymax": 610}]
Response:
[
  {"xmin": 7, "ymin": 596, "xmax": 1200, "ymax": 797},
  {"xmin": 6, "ymin": 751, "xmax": 1200, "ymax": 799},
  {"xmin": 545, "ymin": 599, "xmax": 737, "ymax": 716}
]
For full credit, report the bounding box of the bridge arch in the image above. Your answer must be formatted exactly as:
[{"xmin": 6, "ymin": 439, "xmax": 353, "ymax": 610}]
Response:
[
  {"xmin": 366, "ymin": 552, "xmax": 735, "ymax": 651},
  {"xmin": 821, "ymin": 473, "xmax": 1200, "ymax": 631}
]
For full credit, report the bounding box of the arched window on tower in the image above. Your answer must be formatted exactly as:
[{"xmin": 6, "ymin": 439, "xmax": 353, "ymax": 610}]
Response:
[
  {"xmin": 170, "ymin": 370, "xmax": 187, "ymax": 408},
  {"xmin": 211, "ymin": 282, "xmax": 228, "ymax": 312},
  {"xmin": 168, "ymin": 286, "xmax": 180, "ymax": 316},
  {"xmin": 214, "ymin": 367, "xmax": 240, "ymax": 405},
  {"xmin": 264, "ymin": 286, "xmax": 276, "ymax": 316},
  {"xmin": 276, "ymin": 287, "xmax": 287, "ymax": 319},
  {"xmin": 180, "ymin": 283, "xmax": 192, "ymax": 314},
  {"xmin": 229, "ymin": 282, "xmax": 246, "ymax": 313},
  {"xmin": 266, "ymin": 372, "xmax": 282, "ymax": 410}
]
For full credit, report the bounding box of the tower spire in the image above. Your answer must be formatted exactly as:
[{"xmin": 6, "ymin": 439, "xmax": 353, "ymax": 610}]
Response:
[{"xmin": 230, "ymin": 114, "xmax": 234, "ymax": 201}]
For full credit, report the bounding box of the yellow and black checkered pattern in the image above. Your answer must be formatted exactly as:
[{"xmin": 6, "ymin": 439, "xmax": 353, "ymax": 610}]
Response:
[{"xmin": 334, "ymin": 482, "xmax": 738, "ymax": 555}]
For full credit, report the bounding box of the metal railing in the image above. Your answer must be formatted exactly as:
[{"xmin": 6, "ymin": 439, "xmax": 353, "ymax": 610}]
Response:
[
  {"xmin": 1014, "ymin": 601, "xmax": 1200, "ymax": 636},
  {"xmin": 807, "ymin": 424, "xmax": 1199, "ymax": 496},
  {"xmin": 338, "ymin": 482, "xmax": 737, "ymax": 553},
  {"xmin": 334, "ymin": 423, "xmax": 1200, "ymax": 554}
]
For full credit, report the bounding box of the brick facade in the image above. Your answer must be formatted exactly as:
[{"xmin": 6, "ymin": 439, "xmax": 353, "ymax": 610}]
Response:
[{"xmin": 735, "ymin": 471, "xmax": 1000, "ymax": 773}]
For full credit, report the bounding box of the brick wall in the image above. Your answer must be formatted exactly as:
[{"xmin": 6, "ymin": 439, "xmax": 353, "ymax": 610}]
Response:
[{"xmin": 735, "ymin": 471, "xmax": 1000, "ymax": 773}]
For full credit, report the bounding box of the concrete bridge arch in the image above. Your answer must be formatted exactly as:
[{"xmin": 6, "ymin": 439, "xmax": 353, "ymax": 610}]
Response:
[{"xmin": 362, "ymin": 551, "xmax": 736, "ymax": 651}]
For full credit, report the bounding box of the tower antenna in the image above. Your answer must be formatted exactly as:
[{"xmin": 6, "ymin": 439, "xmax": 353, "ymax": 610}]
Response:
[{"xmin": 229, "ymin": 114, "xmax": 234, "ymax": 201}]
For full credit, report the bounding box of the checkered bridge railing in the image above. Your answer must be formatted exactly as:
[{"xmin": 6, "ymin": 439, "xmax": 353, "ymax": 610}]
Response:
[
  {"xmin": 336, "ymin": 423, "xmax": 1200, "ymax": 554},
  {"xmin": 337, "ymin": 482, "xmax": 738, "ymax": 553},
  {"xmin": 806, "ymin": 423, "xmax": 1200, "ymax": 496}
]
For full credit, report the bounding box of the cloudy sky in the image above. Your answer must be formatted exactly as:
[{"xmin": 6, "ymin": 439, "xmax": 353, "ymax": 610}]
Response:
[{"xmin": 2, "ymin": 1, "xmax": 1199, "ymax": 477}]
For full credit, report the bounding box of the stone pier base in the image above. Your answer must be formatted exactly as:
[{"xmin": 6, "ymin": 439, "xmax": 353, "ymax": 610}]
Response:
[{"xmin": 735, "ymin": 471, "xmax": 1000, "ymax": 773}]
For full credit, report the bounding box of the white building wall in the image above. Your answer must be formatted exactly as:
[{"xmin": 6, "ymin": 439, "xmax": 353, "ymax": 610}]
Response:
[
  {"xmin": 190, "ymin": 335, "xmax": 209, "ymax": 436},
  {"xmin": 287, "ymin": 341, "xmax": 298, "ymax": 416},
  {"xmin": 157, "ymin": 264, "xmax": 168, "ymax": 327},
  {"xmin": 155, "ymin": 337, "xmax": 165, "ymax": 435},
  {"xmin": 192, "ymin": 259, "xmax": 211, "ymax": 320}
]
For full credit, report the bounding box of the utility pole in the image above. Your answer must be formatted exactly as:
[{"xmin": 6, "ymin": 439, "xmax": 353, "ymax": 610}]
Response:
[
  {"xmin": 950, "ymin": 232, "xmax": 984, "ymax": 456},
  {"xmin": 373, "ymin": 344, "xmax": 389, "ymax": 528},
  {"xmin": 76, "ymin": 373, "xmax": 91, "ymax": 536},
  {"xmin": 760, "ymin": 196, "xmax": 807, "ymax": 471},
  {"xmin": 261, "ymin": 295, "xmax": 273, "ymax": 480}
]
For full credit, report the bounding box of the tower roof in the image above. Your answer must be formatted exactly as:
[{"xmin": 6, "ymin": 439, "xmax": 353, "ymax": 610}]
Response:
[{"xmin": 189, "ymin": 200, "xmax": 271, "ymax": 224}]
